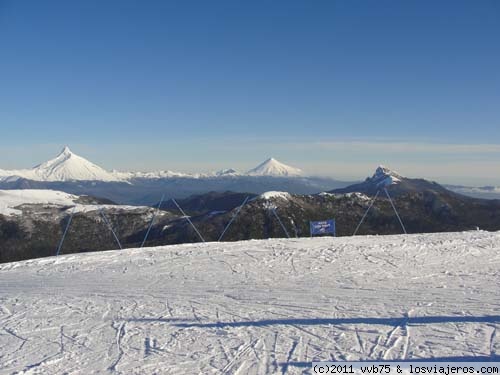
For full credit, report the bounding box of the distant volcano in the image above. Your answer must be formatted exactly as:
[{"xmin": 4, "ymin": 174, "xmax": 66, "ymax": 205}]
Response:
[{"xmin": 246, "ymin": 158, "xmax": 302, "ymax": 177}]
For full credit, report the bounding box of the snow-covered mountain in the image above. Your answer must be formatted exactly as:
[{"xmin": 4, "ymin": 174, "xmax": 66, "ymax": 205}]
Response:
[
  {"xmin": 246, "ymin": 157, "xmax": 302, "ymax": 177},
  {"xmin": 34, "ymin": 146, "xmax": 121, "ymax": 182},
  {"xmin": 331, "ymin": 165, "xmax": 450, "ymax": 197},
  {"xmin": 0, "ymin": 147, "xmax": 121, "ymax": 182},
  {"xmin": 370, "ymin": 165, "xmax": 402, "ymax": 187}
]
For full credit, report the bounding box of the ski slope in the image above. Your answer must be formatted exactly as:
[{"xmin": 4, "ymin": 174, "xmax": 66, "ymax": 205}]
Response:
[{"xmin": 1, "ymin": 231, "xmax": 499, "ymax": 374}]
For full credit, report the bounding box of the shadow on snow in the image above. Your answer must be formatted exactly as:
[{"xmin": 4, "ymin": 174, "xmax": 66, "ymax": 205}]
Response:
[{"xmin": 167, "ymin": 315, "xmax": 500, "ymax": 329}]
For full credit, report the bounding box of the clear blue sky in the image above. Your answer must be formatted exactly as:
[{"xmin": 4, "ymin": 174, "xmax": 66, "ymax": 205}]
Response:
[{"xmin": 0, "ymin": 0, "xmax": 499, "ymax": 184}]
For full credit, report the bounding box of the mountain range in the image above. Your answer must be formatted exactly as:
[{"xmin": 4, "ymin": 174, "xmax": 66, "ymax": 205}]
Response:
[
  {"xmin": 2, "ymin": 164, "xmax": 500, "ymax": 263},
  {"xmin": 1, "ymin": 147, "xmax": 499, "ymax": 202},
  {"xmin": 0, "ymin": 147, "xmax": 305, "ymax": 182},
  {"xmin": 0, "ymin": 147, "xmax": 351, "ymax": 204}
]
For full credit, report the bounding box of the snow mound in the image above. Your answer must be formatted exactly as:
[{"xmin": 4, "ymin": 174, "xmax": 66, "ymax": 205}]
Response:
[
  {"xmin": 259, "ymin": 191, "xmax": 291, "ymax": 200},
  {"xmin": 247, "ymin": 158, "xmax": 302, "ymax": 177}
]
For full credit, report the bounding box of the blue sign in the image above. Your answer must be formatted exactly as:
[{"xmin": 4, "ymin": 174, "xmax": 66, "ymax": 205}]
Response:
[{"xmin": 310, "ymin": 219, "xmax": 336, "ymax": 236}]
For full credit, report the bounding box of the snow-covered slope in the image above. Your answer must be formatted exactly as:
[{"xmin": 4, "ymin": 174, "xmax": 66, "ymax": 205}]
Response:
[
  {"xmin": 1, "ymin": 231, "xmax": 499, "ymax": 374},
  {"xmin": 0, "ymin": 189, "xmax": 148, "ymax": 216},
  {"xmin": 0, "ymin": 189, "xmax": 79, "ymax": 216},
  {"xmin": 246, "ymin": 157, "xmax": 302, "ymax": 177}
]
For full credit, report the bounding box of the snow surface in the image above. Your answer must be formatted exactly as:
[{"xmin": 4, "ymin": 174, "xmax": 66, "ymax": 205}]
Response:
[
  {"xmin": 247, "ymin": 158, "xmax": 303, "ymax": 177},
  {"xmin": 1, "ymin": 231, "xmax": 499, "ymax": 374}
]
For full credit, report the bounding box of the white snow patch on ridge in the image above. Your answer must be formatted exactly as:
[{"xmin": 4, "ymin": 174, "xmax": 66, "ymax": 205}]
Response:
[
  {"xmin": 0, "ymin": 189, "xmax": 79, "ymax": 215},
  {"xmin": 259, "ymin": 191, "xmax": 291, "ymax": 200},
  {"xmin": 0, "ymin": 231, "xmax": 499, "ymax": 373},
  {"xmin": 0, "ymin": 189, "xmax": 150, "ymax": 216}
]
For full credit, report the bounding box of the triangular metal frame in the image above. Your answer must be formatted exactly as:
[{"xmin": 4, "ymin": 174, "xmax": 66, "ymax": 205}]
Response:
[
  {"xmin": 56, "ymin": 205, "xmax": 124, "ymax": 256},
  {"xmin": 141, "ymin": 194, "xmax": 165, "ymax": 248}
]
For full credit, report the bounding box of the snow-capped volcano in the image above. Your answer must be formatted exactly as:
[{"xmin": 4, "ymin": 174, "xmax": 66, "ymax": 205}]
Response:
[
  {"xmin": 31, "ymin": 146, "xmax": 120, "ymax": 182},
  {"xmin": 246, "ymin": 158, "xmax": 302, "ymax": 177},
  {"xmin": 0, "ymin": 147, "xmax": 121, "ymax": 182}
]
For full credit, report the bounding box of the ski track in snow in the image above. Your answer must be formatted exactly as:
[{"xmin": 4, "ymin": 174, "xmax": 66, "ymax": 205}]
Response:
[{"xmin": 0, "ymin": 231, "xmax": 500, "ymax": 374}]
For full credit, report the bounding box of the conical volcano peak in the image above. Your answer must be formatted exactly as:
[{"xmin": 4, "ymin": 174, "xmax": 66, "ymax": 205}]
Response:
[
  {"xmin": 60, "ymin": 146, "xmax": 73, "ymax": 156},
  {"xmin": 28, "ymin": 147, "xmax": 121, "ymax": 182},
  {"xmin": 246, "ymin": 158, "xmax": 302, "ymax": 177}
]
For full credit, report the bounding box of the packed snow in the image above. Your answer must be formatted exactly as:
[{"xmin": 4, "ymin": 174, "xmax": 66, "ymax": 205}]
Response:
[
  {"xmin": 1, "ymin": 231, "xmax": 499, "ymax": 374},
  {"xmin": 247, "ymin": 158, "xmax": 303, "ymax": 177}
]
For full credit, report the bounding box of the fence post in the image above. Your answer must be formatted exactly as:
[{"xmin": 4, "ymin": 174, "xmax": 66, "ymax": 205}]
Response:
[
  {"xmin": 141, "ymin": 194, "xmax": 165, "ymax": 248},
  {"xmin": 383, "ymin": 188, "xmax": 407, "ymax": 234},
  {"xmin": 172, "ymin": 198, "xmax": 205, "ymax": 243},
  {"xmin": 272, "ymin": 208, "xmax": 291, "ymax": 239},
  {"xmin": 56, "ymin": 206, "xmax": 76, "ymax": 256},
  {"xmin": 99, "ymin": 208, "xmax": 123, "ymax": 250},
  {"xmin": 218, "ymin": 196, "xmax": 249, "ymax": 242}
]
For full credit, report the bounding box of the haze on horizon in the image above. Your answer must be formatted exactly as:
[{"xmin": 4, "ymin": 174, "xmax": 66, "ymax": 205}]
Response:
[{"xmin": 0, "ymin": 1, "xmax": 499, "ymax": 185}]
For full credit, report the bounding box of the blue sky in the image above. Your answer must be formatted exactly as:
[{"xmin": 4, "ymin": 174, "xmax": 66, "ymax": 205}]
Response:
[{"xmin": 0, "ymin": 1, "xmax": 499, "ymax": 184}]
